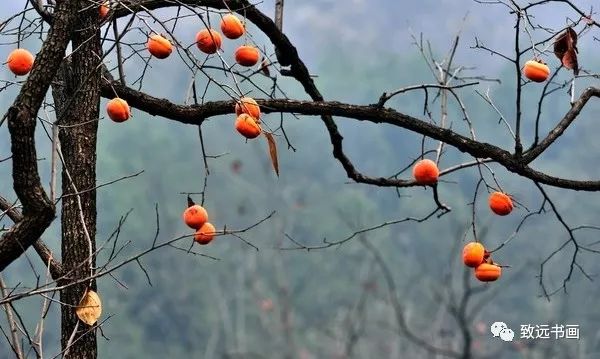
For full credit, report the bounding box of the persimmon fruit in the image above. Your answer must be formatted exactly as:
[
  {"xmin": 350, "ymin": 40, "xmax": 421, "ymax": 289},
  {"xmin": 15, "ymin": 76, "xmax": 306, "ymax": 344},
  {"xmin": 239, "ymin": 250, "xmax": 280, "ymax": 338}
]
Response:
[
  {"xmin": 196, "ymin": 29, "xmax": 222, "ymax": 54},
  {"xmin": 147, "ymin": 34, "xmax": 173, "ymax": 59},
  {"xmin": 412, "ymin": 159, "xmax": 439, "ymax": 185},
  {"xmin": 194, "ymin": 222, "xmax": 216, "ymax": 245},
  {"xmin": 523, "ymin": 60, "xmax": 549, "ymax": 82},
  {"xmin": 220, "ymin": 14, "xmax": 245, "ymax": 39},
  {"xmin": 106, "ymin": 98, "xmax": 131, "ymax": 123},
  {"xmin": 235, "ymin": 45, "xmax": 260, "ymax": 67},
  {"xmin": 183, "ymin": 204, "xmax": 208, "ymax": 229},
  {"xmin": 260, "ymin": 298, "xmax": 274, "ymax": 312},
  {"xmin": 235, "ymin": 114, "xmax": 262, "ymax": 139},
  {"xmin": 463, "ymin": 242, "xmax": 485, "ymax": 268},
  {"xmin": 235, "ymin": 97, "xmax": 260, "ymax": 119},
  {"xmin": 7, "ymin": 49, "xmax": 34, "ymax": 76},
  {"xmin": 489, "ymin": 191, "xmax": 513, "ymax": 216},
  {"xmin": 99, "ymin": 2, "xmax": 109, "ymax": 19},
  {"xmin": 474, "ymin": 263, "xmax": 502, "ymax": 282}
]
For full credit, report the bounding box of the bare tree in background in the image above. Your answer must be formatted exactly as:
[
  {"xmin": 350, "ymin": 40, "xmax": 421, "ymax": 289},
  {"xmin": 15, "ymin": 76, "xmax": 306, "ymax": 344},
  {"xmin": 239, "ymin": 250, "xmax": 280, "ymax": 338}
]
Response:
[{"xmin": 0, "ymin": 0, "xmax": 599, "ymax": 357}]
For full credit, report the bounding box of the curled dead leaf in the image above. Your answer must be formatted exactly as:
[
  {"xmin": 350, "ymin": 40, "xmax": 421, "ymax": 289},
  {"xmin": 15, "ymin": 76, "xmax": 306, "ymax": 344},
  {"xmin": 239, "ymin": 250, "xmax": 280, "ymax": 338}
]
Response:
[
  {"xmin": 553, "ymin": 27, "xmax": 579, "ymax": 75},
  {"xmin": 75, "ymin": 289, "xmax": 102, "ymax": 326},
  {"xmin": 260, "ymin": 58, "xmax": 270, "ymax": 77},
  {"xmin": 561, "ymin": 50, "xmax": 578, "ymax": 74},
  {"xmin": 264, "ymin": 132, "xmax": 279, "ymax": 176}
]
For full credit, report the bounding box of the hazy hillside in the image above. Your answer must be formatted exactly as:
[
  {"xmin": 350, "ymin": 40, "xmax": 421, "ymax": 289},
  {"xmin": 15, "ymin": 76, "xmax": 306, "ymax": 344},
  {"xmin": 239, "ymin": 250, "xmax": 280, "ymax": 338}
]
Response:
[{"xmin": 1, "ymin": 1, "xmax": 600, "ymax": 358}]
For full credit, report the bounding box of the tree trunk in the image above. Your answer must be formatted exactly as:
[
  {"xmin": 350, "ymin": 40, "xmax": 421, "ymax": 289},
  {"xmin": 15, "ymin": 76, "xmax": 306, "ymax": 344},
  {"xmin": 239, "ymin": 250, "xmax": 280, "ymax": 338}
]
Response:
[{"xmin": 53, "ymin": 3, "xmax": 101, "ymax": 358}]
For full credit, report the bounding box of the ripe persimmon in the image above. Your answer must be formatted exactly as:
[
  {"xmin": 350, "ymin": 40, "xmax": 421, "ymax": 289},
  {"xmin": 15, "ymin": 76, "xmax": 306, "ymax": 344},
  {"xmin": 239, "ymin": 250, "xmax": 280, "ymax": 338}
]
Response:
[
  {"xmin": 235, "ymin": 114, "xmax": 262, "ymax": 139},
  {"xmin": 412, "ymin": 159, "xmax": 439, "ymax": 185},
  {"xmin": 196, "ymin": 29, "xmax": 222, "ymax": 54},
  {"xmin": 147, "ymin": 34, "xmax": 172, "ymax": 59},
  {"xmin": 220, "ymin": 14, "xmax": 245, "ymax": 39},
  {"xmin": 99, "ymin": 2, "xmax": 109, "ymax": 19},
  {"xmin": 235, "ymin": 45, "xmax": 260, "ymax": 67},
  {"xmin": 523, "ymin": 60, "xmax": 549, "ymax": 82},
  {"xmin": 489, "ymin": 191, "xmax": 513, "ymax": 216},
  {"xmin": 194, "ymin": 222, "xmax": 216, "ymax": 245},
  {"xmin": 260, "ymin": 298, "xmax": 274, "ymax": 312},
  {"xmin": 106, "ymin": 98, "xmax": 130, "ymax": 123},
  {"xmin": 474, "ymin": 263, "xmax": 502, "ymax": 282},
  {"xmin": 183, "ymin": 204, "xmax": 208, "ymax": 229},
  {"xmin": 463, "ymin": 242, "xmax": 485, "ymax": 268},
  {"xmin": 235, "ymin": 97, "xmax": 260, "ymax": 119},
  {"xmin": 7, "ymin": 49, "xmax": 34, "ymax": 76}
]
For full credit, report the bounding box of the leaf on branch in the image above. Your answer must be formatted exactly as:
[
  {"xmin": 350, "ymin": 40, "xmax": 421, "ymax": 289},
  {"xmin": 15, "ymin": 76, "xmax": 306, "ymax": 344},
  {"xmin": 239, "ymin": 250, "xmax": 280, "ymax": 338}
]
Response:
[
  {"xmin": 264, "ymin": 132, "xmax": 279, "ymax": 176},
  {"xmin": 75, "ymin": 289, "xmax": 102, "ymax": 326},
  {"xmin": 260, "ymin": 58, "xmax": 270, "ymax": 77},
  {"xmin": 553, "ymin": 27, "xmax": 579, "ymax": 75},
  {"xmin": 187, "ymin": 195, "xmax": 195, "ymax": 207}
]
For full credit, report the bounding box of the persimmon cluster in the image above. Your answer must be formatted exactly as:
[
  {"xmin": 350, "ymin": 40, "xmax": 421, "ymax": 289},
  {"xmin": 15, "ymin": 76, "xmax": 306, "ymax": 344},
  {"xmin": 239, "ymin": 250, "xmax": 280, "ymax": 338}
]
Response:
[
  {"xmin": 234, "ymin": 97, "xmax": 262, "ymax": 139},
  {"xmin": 411, "ymin": 160, "xmax": 514, "ymax": 282},
  {"xmin": 101, "ymin": 10, "xmax": 263, "ymax": 123},
  {"xmin": 462, "ymin": 242, "xmax": 502, "ymax": 282},
  {"xmin": 183, "ymin": 202, "xmax": 217, "ymax": 245}
]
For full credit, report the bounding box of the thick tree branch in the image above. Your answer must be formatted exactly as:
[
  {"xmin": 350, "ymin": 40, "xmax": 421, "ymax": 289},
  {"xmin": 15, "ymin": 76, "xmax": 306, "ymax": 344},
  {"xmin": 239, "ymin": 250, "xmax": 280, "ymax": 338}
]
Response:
[
  {"xmin": 0, "ymin": 196, "xmax": 62, "ymax": 279},
  {"xmin": 275, "ymin": 0, "xmax": 284, "ymax": 31},
  {"xmin": 524, "ymin": 86, "xmax": 600, "ymax": 163},
  {"xmin": 0, "ymin": 0, "xmax": 80, "ymax": 272},
  {"xmin": 108, "ymin": 1, "xmax": 600, "ymax": 193},
  {"xmin": 101, "ymin": 79, "xmax": 600, "ymax": 191},
  {"xmin": 109, "ymin": 2, "xmax": 443, "ymax": 203}
]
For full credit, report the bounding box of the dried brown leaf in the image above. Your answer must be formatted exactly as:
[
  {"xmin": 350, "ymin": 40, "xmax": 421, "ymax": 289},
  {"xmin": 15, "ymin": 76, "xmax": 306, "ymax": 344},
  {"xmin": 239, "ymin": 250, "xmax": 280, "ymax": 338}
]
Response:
[
  {"xmin": 562, "ymin": 49, "xmax": 579, "ymax": 74},
  {"xmin": 75, "ymin": 290, "xmax": 102, "ymax": 326},
  {"xmin": 264, "ymin": 132, "xmax": 279, "ymax": 176},
  {"xmin": 260, "ymin": 58, "xmax": 270, "ymax": 77},
  {"xmin": 554, "ymin": 27, "xmax": 579, "ymax": 74}
]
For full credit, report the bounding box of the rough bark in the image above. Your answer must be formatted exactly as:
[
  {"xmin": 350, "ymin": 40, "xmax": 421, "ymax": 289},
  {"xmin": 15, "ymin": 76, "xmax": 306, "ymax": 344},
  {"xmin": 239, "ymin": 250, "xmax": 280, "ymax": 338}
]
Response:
[
  {"xmin": 52, "ymin": 3, "xmax": 102, "ymax": 358},
  {"xmin": 0, "ymin": 0, "xmax": 80, "ymax": 272},
  {"xmin": 0, "ymin": 196, "xmax": 62, "ymax": 279}
]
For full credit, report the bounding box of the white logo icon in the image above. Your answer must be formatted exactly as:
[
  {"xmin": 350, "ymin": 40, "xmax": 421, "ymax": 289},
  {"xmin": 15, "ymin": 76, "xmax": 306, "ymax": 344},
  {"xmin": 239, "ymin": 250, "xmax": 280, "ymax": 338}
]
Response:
[
  {"xmin": 499, "ymin": 328, "xmax": 515, "ymax": 342},
  {"xmin": 491, "ymin": 322, "xmax": 507, "ymax": 337},
  {"xmin": 490, "ymin": 322, "xmax": 514, "ymax": 342}
]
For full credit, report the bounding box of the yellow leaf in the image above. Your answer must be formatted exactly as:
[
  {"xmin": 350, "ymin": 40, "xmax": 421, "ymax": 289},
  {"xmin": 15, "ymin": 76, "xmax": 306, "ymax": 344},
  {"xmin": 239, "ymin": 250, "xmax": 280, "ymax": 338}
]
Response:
[
  {"xmin": 264, "ymin": 132, "xmax": 279, "ymax": 176},
  {"xmin": 75, "ymin": 289, "xmax": 102, "ymax": 326}
]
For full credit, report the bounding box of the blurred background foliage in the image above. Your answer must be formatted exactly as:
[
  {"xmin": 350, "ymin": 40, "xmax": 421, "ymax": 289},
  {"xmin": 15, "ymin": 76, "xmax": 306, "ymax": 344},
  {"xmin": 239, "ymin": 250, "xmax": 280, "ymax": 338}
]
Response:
[{"xmin": 1, "ymin": 0, "xmax": 600, "ymax": 358}]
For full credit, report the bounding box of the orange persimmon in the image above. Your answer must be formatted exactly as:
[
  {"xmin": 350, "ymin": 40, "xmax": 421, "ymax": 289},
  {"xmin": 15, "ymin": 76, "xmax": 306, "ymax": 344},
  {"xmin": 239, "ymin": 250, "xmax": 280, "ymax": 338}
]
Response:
[
  {"xmin": 235, "ymin": 97, "xmax": 260, "ymax": 119},
  {"xmin": 106, "ymin": 98, "xmax": 130, "ymax": 123},
  {"xmin": 463, "ymin": 242, "xmax": 485, "ymax": 268},
  {"xmin": 489, "ymin": 191, "xmax": 513, "ymax": 216},
  {"xmin": 220, "ymin": 14, "xmax": 245, "ymax": 39},
  {"xmin": 474, "ymin": 263, "xmax": 502, "ymax": 282},
  {"xmin": 194, "ymin": 222, "xmax": 216, "ymax": 245},
  {"xmin": 7, "ymin": 49, "xmax": 34, "ymax": 76},
  {"xmin": 412, "ymin": 159, "xmax": 439, "ymax": 185},
  {"xmin": 183, "ymin": 204, "xmax": 208, "ymax": 229},
  {"xmin": 196, "ymin": 29, "xmax": 222, "ymax": 54},
  {"xmin": 147, "ymin": 34, "xmax": 173, "ymax": 59},
  {"xmin": 235, "ymin": 45, "xmax": 260, "ymax": 67},
  {"xmin": 235, "ymin": 114, "xmax": 262, "ymax": 139},
  {"xmin": 523, "ymin": 60, "xmax": 549, "ymax": 82},
  {"xmin": 99, "ymin": 2, "xmax": 109, "ymax": 19}
]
